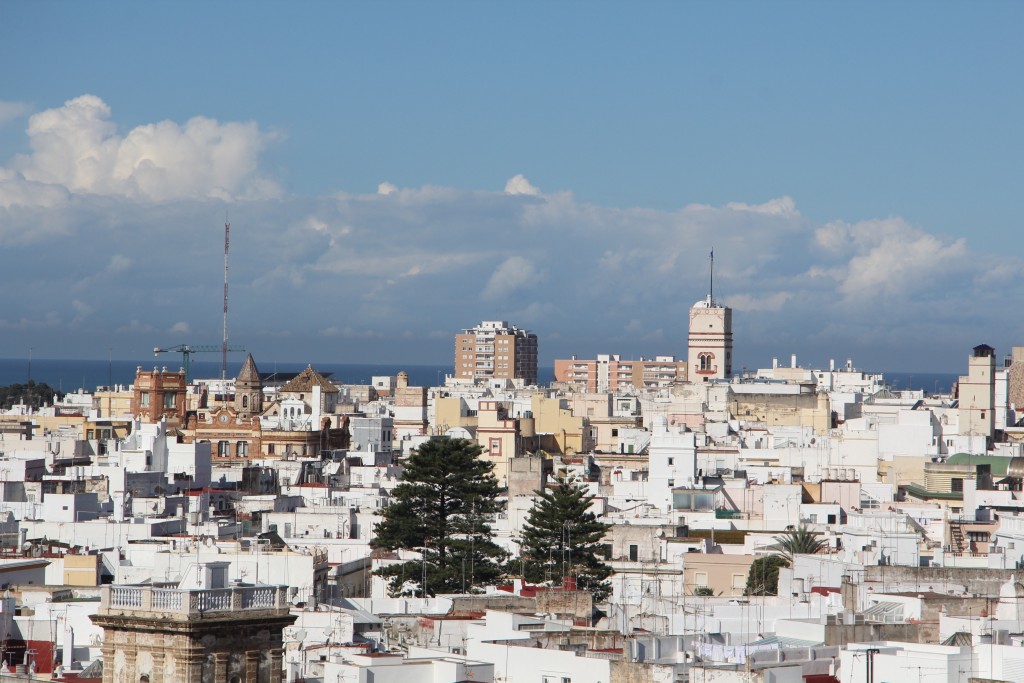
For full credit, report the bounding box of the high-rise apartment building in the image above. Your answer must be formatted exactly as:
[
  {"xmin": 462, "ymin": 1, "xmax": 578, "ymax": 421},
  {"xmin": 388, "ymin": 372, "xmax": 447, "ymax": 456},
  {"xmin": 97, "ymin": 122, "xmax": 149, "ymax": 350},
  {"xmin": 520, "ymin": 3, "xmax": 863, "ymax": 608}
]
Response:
[{"xmin": 455, "ymin": 320, "xmax": 539, "ymax": 385}]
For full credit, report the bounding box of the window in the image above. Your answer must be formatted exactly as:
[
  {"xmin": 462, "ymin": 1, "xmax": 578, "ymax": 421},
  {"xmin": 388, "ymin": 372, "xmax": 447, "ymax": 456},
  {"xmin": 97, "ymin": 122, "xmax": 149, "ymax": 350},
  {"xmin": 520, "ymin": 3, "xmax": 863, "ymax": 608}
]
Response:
[
  {"xmin": 489, "ymin": 438, "xmax": 502, "ymax": 455},
  {"xmin": 268, "ymin": 444, "xmax": 275, "ymax": 455},
  {"xmin": 163, "ymin": 392, "xmax": 175, "ymax": 409},
  {"xmin": 218, "ymin": 441, "xmax": 230, "ymax": 457},
  {"xmin": 694, "ymin": 571, "xmax": 708, "ymax": 588},
  {"xmin": 140, "ymin": 392, "xmax": 150, "ymax": 407},
  {"xmin": 731, "ymin": 574, "xmax": 746, "ymax": 590},
  {"xmin": 699, "ymin": 353, "xmax": 713, "ymax": 372},
  {"xmin": 668, "ymin": 457, "xmax": 674, "ymax": 466},
  {"xmin": 629, "ymin": 544, "xmax": 638, "ymax": 561},
  {"xmin": 237, "ymin": 441, "xmax": 249, "ymax": 457},
  {"xmin": 242, "ymin": 395, "xmax": 248, "ymax": 408}
]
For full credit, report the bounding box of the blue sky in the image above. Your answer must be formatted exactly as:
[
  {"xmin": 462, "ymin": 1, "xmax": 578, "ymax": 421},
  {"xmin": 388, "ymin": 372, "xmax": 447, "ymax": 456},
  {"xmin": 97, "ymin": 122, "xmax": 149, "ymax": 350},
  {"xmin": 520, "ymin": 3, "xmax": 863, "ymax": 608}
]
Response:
[{"xmin": 1, "ymin": 1, "xmax": 1022, "ymax": 373}]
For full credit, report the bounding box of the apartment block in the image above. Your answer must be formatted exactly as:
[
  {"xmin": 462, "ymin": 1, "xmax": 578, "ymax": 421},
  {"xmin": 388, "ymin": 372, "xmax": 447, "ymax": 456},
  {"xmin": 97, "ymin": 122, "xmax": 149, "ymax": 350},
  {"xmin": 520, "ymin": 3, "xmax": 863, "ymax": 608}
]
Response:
[
  {"xmin": 455, "ymin": 320, "xmax": 538, "ymax": 385},
  {"xmin": 553, "ymin": 354, "xmax": 686, "ymax": 392}
]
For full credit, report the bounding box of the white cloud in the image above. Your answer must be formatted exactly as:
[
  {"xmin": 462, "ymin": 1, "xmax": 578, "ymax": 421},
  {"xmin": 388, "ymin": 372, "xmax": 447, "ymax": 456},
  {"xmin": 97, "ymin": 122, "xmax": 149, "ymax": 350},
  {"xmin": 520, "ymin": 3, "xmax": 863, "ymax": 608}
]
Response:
[
  {"xmin": 377, "ymin": 181, "xmax": 398, "ymax": 196},
  {"xmin": 71, "ymin": 299, "xmax": 94, "ymax": 324},
  {"xmin": 168, "ymin": 321, "xmax": 191, "ymax": 334},
  {"xmin": 724, "ymin": 292, "xmax": 791, "ymax": 312},
  {"xmin": 107, "ymin": 254, "xmax": 133, "ymax": 273},
  {"xmin": 504, "ymin": 174, "xmax": 540, "ymax": 196},
  {"xmin": 2, "ymin": 94, "xmax": 277, "ymax": 206},
  {"xmin": 0, "ymin": 100, "xmax": 31, "ymax": 126},
  {"xmin": 1, "ymin": 142, "xmax": 1019, "ymax": 370},
  {"xmin": 817, "ymin": 218, "xmax": 969, "ymax": 301},
  {"xmin": 482, "ymin": 256, "xmax": 541, "ymax": 300},
  {"xmin": 724, "ymin": 196, "xmax": 799, "ymax": 217}
]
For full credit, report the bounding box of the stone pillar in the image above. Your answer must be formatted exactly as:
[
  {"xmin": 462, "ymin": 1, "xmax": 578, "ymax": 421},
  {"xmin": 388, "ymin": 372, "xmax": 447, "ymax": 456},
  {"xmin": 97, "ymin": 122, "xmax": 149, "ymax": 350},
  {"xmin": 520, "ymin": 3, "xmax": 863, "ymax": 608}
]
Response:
[
  {"xmin": 245, "ymin": 650, "xmax": 260, "ymax": 682},
  {"xmin": 215, "ymin": 652, "xmax": 230, "ymax": 681},
  {"xmin": 150, "ymin": 651, "xmax": 166, "ymax": 683},
  {"xmin": 269, "ymin": 650, "xmax": 284, "ymax": 683},
  {"xmin": 100, "ymin": 643, "xmax": 116, "ymax": 683},
  {"xmin": 123, "ymin": 647, "xmax": 138, "ymax": 683},
  {"xmin": 183, "ymin": 652, "xmax": 206, "ymax": 683}
]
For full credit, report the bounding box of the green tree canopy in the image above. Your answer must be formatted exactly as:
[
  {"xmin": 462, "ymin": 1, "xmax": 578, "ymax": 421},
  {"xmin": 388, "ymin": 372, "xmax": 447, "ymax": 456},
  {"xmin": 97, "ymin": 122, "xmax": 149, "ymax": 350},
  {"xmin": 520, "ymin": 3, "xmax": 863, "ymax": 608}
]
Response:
[
  {"xmin": 517, "ymin": 476, "xmax": 613, "ymax": 602},
  {"xmin": 745, "ymin": 555, "xmax": 789, "ymax": 596},
  {"xmin": 371, "ymin": 438, "xmax": 506, "ymax": 596},
  {"xmin": 0, "ymin": 381, "xmax": 62, "ymax": 410}
]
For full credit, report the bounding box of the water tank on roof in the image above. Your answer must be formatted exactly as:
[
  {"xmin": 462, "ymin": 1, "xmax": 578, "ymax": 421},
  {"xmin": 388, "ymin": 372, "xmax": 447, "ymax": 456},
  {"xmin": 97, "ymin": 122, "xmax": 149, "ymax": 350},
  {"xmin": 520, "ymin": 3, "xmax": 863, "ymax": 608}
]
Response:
[{"xmin": 1008, "ymin": 457, "xmax": 1024, "ymax": 481}]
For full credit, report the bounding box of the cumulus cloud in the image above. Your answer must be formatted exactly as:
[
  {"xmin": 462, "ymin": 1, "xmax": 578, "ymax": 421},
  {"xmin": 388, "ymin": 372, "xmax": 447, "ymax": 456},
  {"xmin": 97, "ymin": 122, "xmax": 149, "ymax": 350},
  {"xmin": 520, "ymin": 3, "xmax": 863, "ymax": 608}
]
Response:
[
  {"xmin": 0, "ymin": 101, "xmax": 1018, "ymax": 370},
  {"xmin": 2, "ymin": 94, "xmax": 277, "ymax": 206},
  {"xmin": 0, "ymin": 100, "xmax": 31, "ymax": 126},
  {"xmin": 168, "ymin": 321, "xmax": 191, "ymax": 335},
  {"xmin": 504, "ymin": 174, "xmax": 540, "ymax": 196},
  {"xmin": 482, "ymin": 256, "xmax": 541, "ymax": 300},
  {"xmin": 815, "ymin": 218, "xmax": 969, "ymax": 301}
]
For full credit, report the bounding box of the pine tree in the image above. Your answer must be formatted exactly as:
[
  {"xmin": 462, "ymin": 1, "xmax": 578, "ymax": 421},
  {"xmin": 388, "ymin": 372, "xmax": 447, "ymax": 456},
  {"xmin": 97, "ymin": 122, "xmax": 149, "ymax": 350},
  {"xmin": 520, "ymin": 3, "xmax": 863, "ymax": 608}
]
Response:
[
  {"xmin": 518, "ymin": 476, "xmax": 613, "ymax": 602},
  {"xmin": 371, "ymin": 438, "xmax": 506, "ymax": 596},
  {"xmin": 744, "ymin": 555, "xmax": 789, "ymax": 596}
]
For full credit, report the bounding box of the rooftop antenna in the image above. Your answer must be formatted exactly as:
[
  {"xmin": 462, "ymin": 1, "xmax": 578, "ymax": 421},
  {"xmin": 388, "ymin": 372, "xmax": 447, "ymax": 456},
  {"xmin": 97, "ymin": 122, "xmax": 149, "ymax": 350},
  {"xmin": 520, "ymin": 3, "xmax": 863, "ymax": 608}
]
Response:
[
  {"xmin": 222, "ymin": 212, "xmax": 230, "ymax": 383},
  {"xmin": 709, "ymin": 248, "xmax": 715, "ymax": 304}
]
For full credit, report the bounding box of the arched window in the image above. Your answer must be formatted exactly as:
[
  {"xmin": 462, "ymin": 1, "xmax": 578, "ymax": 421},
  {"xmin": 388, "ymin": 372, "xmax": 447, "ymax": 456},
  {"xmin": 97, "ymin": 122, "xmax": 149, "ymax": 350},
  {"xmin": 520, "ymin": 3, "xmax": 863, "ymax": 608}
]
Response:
[
  {"xmin": 699, "ymin": 353, "xmax": 714, "ymax": 372},
  {"xmin": 242, "ymin": 395, "xmax": 248, "ymax": 409}
]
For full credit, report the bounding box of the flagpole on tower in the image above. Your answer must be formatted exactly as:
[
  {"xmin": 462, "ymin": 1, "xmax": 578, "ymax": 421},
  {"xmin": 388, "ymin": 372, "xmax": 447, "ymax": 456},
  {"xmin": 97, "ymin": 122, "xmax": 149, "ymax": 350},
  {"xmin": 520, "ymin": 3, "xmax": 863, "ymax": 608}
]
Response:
[{"xmin": 709, "ymin": 249, "xmax": 714, "ymax": 304}]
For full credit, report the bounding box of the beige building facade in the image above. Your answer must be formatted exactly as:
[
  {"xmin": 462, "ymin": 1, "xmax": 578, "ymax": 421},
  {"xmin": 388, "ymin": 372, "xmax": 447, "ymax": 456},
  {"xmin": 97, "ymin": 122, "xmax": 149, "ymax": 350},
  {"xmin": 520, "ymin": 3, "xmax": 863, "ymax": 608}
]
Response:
[
  {"xmin": 455, "ymin": 320, "xmax": 538, "ymax": 385},
  {"xmin": 554, "ymin": 354, "xmax": 687, "ymax": 392},
  {"xmin": 688, "ymin": 296, "xmax": 733, "ymax": 381}
]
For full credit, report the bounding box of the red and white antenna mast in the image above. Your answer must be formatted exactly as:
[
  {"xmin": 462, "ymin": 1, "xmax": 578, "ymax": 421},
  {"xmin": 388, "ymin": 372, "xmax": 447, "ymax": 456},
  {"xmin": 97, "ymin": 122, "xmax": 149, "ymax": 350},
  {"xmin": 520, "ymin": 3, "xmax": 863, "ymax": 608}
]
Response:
[{"xmin": 222, "ymin": 214, "xmax": 230, "ymax": 382}]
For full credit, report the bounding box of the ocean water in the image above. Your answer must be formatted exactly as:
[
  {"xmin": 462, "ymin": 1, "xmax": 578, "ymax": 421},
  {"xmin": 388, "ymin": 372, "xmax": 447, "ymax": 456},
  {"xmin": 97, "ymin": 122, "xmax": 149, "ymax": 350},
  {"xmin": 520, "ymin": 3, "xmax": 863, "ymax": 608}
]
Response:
[{"xmin": 0, "ymin": 358, "xmax": 956, "ymax": 395}]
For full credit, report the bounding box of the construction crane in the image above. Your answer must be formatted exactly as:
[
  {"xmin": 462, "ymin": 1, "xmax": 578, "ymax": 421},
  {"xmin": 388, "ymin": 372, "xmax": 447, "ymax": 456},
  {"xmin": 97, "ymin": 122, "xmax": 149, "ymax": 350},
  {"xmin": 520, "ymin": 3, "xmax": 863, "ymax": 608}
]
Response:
[{"xmin": 153, "ymin": 344, "xmax": 246, "ymax": 383}]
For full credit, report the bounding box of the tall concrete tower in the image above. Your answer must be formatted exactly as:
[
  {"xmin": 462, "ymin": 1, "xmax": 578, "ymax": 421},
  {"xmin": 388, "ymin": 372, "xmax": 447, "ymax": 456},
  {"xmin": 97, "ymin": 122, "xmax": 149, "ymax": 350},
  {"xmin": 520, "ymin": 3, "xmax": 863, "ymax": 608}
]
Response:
[
  {"xmin": 688, "ymin": 297, "xmax": 733, "ymax": 381},
  {"xmin": 687, "ymin": 252, "xmax": 733, "ymax": 381},
  {"xmin": 959, "ymin": 344, "xmax": 996, "ymax": 444}
]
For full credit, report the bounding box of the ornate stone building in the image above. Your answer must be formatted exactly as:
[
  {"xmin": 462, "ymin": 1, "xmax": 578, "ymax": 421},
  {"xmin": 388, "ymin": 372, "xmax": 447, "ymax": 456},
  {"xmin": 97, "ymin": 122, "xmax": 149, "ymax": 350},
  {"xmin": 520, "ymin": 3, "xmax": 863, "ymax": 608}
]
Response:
[
  {"xmin": 183, "ymin": 361, "xmax": 349, "ymax": 462},
  {"xmin": 93, "ymin": 567, "xmax": 294, "ymax": 683},
  {"xmin": 131, "ymin": 367, "xmax": 187, "ymax": 428}
]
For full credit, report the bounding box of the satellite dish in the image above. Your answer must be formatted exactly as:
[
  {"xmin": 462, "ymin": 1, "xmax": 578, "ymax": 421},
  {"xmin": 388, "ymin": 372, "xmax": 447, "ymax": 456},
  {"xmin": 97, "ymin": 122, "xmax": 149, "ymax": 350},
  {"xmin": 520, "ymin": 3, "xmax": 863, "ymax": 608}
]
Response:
[{"xmin": 294, "ymin": 629, "xmax": 307, "ymax": 641}]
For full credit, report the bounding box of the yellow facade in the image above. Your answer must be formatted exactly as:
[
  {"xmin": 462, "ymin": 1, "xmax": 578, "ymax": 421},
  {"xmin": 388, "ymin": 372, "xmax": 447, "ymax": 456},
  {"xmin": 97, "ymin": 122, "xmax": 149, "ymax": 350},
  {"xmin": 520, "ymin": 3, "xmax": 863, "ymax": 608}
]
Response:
[{"xmin": 531, "ymin": 395, "xmax": 588, "ymax": 455}]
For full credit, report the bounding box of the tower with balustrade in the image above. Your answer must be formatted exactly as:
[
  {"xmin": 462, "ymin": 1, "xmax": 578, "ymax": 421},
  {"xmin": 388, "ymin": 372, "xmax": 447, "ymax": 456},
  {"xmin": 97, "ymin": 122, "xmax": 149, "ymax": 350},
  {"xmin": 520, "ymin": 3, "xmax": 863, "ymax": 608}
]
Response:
[{"xmin": 92, "ymin": 562, "xmax": 295, "ymax": 683}]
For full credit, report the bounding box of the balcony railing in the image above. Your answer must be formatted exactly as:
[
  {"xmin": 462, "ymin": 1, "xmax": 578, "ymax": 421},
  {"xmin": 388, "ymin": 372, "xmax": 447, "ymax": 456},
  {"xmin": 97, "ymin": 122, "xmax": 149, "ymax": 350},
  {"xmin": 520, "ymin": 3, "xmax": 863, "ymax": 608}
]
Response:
[{"xmin": 101, "ymin": 584, "xmax": 289, "ymax": 620}]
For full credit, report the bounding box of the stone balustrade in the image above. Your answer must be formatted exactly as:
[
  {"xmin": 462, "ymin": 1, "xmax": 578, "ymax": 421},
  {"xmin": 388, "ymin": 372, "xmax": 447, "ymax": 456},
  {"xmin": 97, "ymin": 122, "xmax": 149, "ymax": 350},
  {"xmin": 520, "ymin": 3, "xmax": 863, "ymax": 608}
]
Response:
[{"xmin": 101, "ymin": 584, "xmax": 289, "ymax": 620}]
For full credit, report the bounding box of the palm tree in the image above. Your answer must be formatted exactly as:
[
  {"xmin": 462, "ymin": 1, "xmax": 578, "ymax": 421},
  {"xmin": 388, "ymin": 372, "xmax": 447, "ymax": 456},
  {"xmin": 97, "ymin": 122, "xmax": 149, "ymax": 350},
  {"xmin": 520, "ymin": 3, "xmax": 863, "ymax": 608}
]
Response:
[{"xmin": 773, "ymin": 523, "xmax": 827, "ymax": 562}]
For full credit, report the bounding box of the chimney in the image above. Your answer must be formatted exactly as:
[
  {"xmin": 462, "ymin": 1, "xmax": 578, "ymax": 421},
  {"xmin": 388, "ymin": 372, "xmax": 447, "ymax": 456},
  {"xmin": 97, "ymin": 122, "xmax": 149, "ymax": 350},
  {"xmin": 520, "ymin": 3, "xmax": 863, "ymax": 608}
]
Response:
[{"xmin": 791, "ymin": 354, "xmax": 797, "ymax": 369}]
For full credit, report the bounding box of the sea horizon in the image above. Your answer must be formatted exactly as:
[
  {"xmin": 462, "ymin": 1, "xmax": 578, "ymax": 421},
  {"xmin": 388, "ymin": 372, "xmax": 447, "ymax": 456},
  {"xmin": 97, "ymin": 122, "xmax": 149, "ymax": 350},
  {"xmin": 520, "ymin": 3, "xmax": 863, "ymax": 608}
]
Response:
[{"xmin": 0, "ymin": 356, "xmax": 961, "ymax": 396}]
